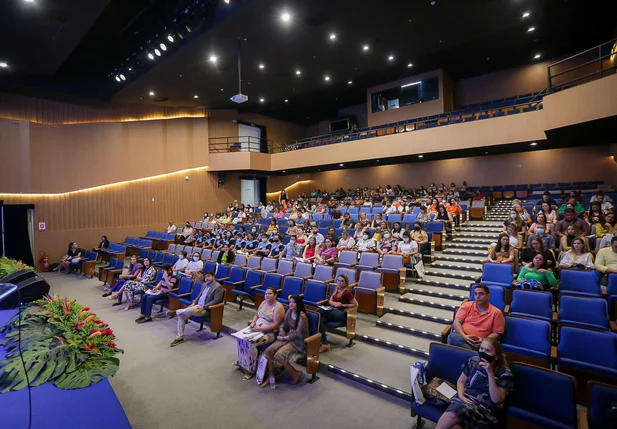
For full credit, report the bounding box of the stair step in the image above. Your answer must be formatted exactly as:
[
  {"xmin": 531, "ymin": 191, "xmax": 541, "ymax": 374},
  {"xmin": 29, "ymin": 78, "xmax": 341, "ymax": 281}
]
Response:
[
  {"xmin": 405, "ymin": 285, "xmax": 468, "ymax": 301},
  {"xmin": 432, "ymin": 262, "xmax": 484, "ymax": 272},
  {"xmin": 383, "ymin": 295, "xmax": 454, "ymax": 321},
  {"xmin": 413, "ymin": 276, "xmax": 471, "ymax": 292},
  {"xmin": 455, "ymin": 233, "xmax": 498, "ymax": 239},
  {"xmin": 377, "ymin": 313, "xmax": 445, "ymax": 340},
  {"xmin": 351, "ymin": 321, "xmax": 433, "ymax": 359},
  {"xmin": 465, "ymin": 222, "xmax": 505, "ymax": 227},
  {"xmin": 443, "ymin": 248, "xmax": 487, "ymax": 257},
  {"xmin": 400, "ymin": 293, "xmax": 459, "ymax": 311},
  {"xmin": 435, "ymin": 255, "xmax": 486, "ymax": 264},
  {"xmin": 425, "ymin": 266, "xmax": 478, "ymax": 279},
  {"xmin": 451, "ymin": 238, "xmax": 495, "ymax": 245},
  {"xmin": 446, "ymin": 242, "xmax": 489, "ymax": 249}
]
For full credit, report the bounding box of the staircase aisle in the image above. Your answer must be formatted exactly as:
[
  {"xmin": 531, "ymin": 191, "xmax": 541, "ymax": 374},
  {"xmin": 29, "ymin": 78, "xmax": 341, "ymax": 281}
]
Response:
[{"xmin": 320, "ymin": 200, "xmax": 512, "ymax": 401}]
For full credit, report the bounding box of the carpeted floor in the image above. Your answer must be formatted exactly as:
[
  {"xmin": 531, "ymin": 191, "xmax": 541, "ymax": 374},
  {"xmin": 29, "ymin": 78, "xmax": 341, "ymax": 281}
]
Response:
[{"xmin": 42, "ymin": 272, "xmax": 421, "ymax": 429}]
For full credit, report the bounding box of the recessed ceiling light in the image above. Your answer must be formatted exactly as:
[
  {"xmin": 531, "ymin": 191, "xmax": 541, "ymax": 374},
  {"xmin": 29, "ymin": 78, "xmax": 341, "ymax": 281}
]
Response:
[
  {"xmin": 148, "ymin": 53, "xmax": 155, "ymax": 60},
  {"xmin": 295, "ymin": 69, "xmax": 301, "ymax": 75},
  {"xmin": 407, "ymin": 63, "xmax": 413, "ymax": 68},
  {"xmin": 224, "ymin": 0, "xmax": 230, "ymax": 3},
  {"xmin": 209, "ymin": 55, "xmax": 218, "ymax": 63},
  {"xmin": 24, "ymin": 0, "xmax": 35, "ymax": 2},
  {"xmin": 388, "ymin": 55, "xmax": 394, "ymax": 61},
  {"xmin": 530, "ymin": 142, "xmax": 538, "ymax": 146},
  {"xmin": 281, "ymin": 12, "xmax": 291, "ymax": 22},
  {"xmin": 160, "ymin": 43, "xmax": 167, "ymax": 51},
  {"xmin": 347, "ymin": 80, "xmax": 352, "ymax": 84},
  {"xmin": 534, "ymin": 53, "xmax": 542, "ymax": 59},
  {"xmin": 167, "ymin": 34, "xmax": 174, "ymax": 42},
  {"xmin": 284, "ymin": 99, "xmax": 289, "ymax": 103},
  {"xmin": 418, "ymin": 155, "xmax": 424, "ymax": 158},
  {"xmin": 193, "ymin": 95, "xmax": 199, "ymax": 99},
  {"xmin": 115, "ymin": 76, "xmax": 121, "ymax": 82},
  {"xmin": 186, "ymin": 25, "xmax": 192, "ymax": 33},
  {"xmin": 119, "ymin": 74, "xmax": 126, "ymax": 81},
  {"xmin": 527, "ymin": 27, "xmax": 535, "ymax": 32},
  {"xmin": 0, "ymin": 62, "xmax": 8, "ymax": 68},
  {"xmin": 522, "ymin": 11, "xmax": 530, "ymax": 18},
  {"xmin": 258, "ymin": 63, "xmax": 265, "ymax": 69},
  {"xmin": 363, "ymin": 45, "xmax": 369, "ymax": 51},
  {"xmin": 329, "ymin": 33, "xmax": 336, "ymax": 40},
  {"xmin": 155, "ymin": 49, "xmax": 161, "ymax": 56},
  {"xmin": 128, "ymin": 67, "xmax": 132, "ymax": 71},
  {"xmin": 282, "ymin": 170, "xmax": 286, "ymax": 173},
  {"xmin": 339, "ymin": 163, "xmax": 344, "ymax": 167},
  {"xmin": 259, "ymin": 98, "xmax": 265, "ymax": 103},
  {"xmin": 430, "ymin": 1, "xmax": 436, "ymax": 5},
  {"xmin": 324, "ymin": 76, "xmax": 330, "ymax": 81},
  {"xmin": 149, "ymin": 91, "xmax": 155, "ymax": 96}
]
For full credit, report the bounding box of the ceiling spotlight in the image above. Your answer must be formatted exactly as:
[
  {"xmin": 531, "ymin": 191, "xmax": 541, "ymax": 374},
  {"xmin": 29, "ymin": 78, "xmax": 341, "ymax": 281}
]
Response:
[
  {"xmin": 530, "ymin": 142, "xmax": 538, "ymax": 146},
  {"xmin": 418, "ymin": 155, "xmax": 424, "ymax": 158},
  {"xmin": 258, "ymin": 63, "xmax": 265, "ymax": 69},
  {"xmin": 0, "ymin": 62, "xmax": 8, "ymax": 68},
  {"xmin": 24, "ymin": 0, "xmax": 35, "ymax": 2},
  {"xmin": 119, "ymin": 74, "xmax": 126, "ymax": 81},
  {"xmin": 155, "ymin": 49, "xmax": 161, "ymax": 56},
  {"xmin": 193, "ymin": 95, "xmax": 199, "ymax": 99},
  {"xmin": 186, "ymin": 25, "xmax": 192, "ymax": 33},
  {"xmin": 167, "ymin": 34, "xmax": 174, "ymax": 42},
  {"xmin": 295, "ymin": 69, "xmax": 301, "ymax": 75},
  {"xmin": 224, "ymin": 0, "xmax": 230, "ymax": 3},
  {"xmin": 149, "ymin": 91, "xmax": 155, "ymax": 96},
  {"xmin": 534, "ymin": 53, "xmax": 542, "ymax": 59},
  {"xmin": 209, "ymin": 55, "xmax": 218, "ymax": 63},
  {"xmin": 148, "ymin": 53, "xmax": 155, "ymax": 60},
  {"xmin": 259, "ymin": 98, "xmax": 265, "ymax": 103},
  {"xmin": 160, "ymin": 43, "xmax": 167, "ymax": 51},
  {"xmin": 527, "ymin": 27, "xmax": 535, "ymax": 32},
  {"xmin": 115, "ymin": 76, "xmax": 121, "ymax": 82},
  {"xmin": 128, "ymin": 67, "xmax": 132, "ymax": 71},
  {"xmin": 339, "ymin": 163, "xmax": 344, "ymax": 167},
  {"xmin": 407, "ymin": 63, "xmax": 413, "ymax": 68},
  {"xmin": 329, "ymin": 33, "xmax": 336, "ymax": 40},
  {"xmin": 388, "ymin": 55, "xmax": 394, "ymax": 61},
  {"xmin": 431, "ymin": 1, "xmax": 436, "ymax": 5},
  {"xmin": 284, "ymin": 99, "xmax": 289, "ymax": 103},
  {"xmin": 363, "ymin": 45, "xmax": 369, "ymax": 51},
  {"xmin": 348, "ymin": 80, "xmax": 352, "ymax": 84},
  {"xmin": 522, "ymin": 11, "xmax": 530, "ymax": 18},
  {"xmin": 281, "ymin": 12, "xmax": 291, "ymax": 22},
  {"xmin": 324, "ymin": 76, "xmax": 330, "ymax": 81}
]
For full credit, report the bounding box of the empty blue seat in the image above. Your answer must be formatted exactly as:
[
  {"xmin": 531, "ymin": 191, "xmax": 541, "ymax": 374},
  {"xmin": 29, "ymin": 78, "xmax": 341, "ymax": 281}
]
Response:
[
  {"xmin": 559, "ymin": 270, "xmax": 602, "ymax": 298},
  {"xmin": 509, "ymin": 289, "xmax": 554, "ymax": 323},
  {"xmin": 231, "ymin": 269, "xmax": 263, "ymax": 308},
  {"xmin": 558, "ymin": 295, "xmax": 613, "ymax": 331},
  {"xmin": 507, "ymin": 363, "xmax": 578, "ymax": 429},
  {"xmin": 355, "ymin": 252, "xmax": 380, "ymax": 272},
  {"xmin": 557, "ymin": 326, "xmax": 617, "ymax": 380},
  {"xmin": 479, "ymin": 263, "xmax": 513, "ymax": 288},
  {"xmin": 179, "ymin": 280, "xmax": 202, "ymax": 306},
  {"xmin": 251, "ymin": 273, "xmax": 283, "ymax": 306},
  {"xmin": 277, "ymin": 276, "xmax": 304, "ymax": 305},
  {"xmin": 221, "ymin": 267, "xmax": 246, "ymax": 302},
  {"xmin": 293, "ymin": 262, "xmax": 313, "ymax": 280},
  {"xmin": 353, "ymin": 271, "xmax": 384, "ymax": 315},
  {"xmin": 584, "ymin": 381, "xmax": 617, "ymax": 429},
  {"xmin": 502, "ymin": 316, "xmax": 552, "ymax": 368},
  {"xmin": 334, "ymin": 250, "xmax": 358, "ymax": 268}
]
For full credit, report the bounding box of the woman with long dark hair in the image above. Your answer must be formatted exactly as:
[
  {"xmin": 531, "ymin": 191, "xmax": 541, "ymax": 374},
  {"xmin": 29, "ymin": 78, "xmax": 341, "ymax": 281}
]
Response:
[{"xmin": 487, "ymin": 234, "xmax": 514, "ymax": 265}]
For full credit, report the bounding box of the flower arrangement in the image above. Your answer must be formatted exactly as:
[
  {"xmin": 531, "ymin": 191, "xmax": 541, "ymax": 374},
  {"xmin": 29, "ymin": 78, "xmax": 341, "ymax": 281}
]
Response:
[
  {"xmin": 0, "ymin": 256, "xmax": 34, "ymax": 280},
  {"xmin": 0, "ymin": 296, "xmax": 123, "ymax": 392}
]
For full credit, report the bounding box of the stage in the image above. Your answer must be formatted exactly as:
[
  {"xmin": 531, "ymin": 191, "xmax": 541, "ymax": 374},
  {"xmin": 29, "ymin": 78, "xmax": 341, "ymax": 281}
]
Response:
[{"xmin": 0, "ymin": 309, "xmax": 132, "ymax": 429}]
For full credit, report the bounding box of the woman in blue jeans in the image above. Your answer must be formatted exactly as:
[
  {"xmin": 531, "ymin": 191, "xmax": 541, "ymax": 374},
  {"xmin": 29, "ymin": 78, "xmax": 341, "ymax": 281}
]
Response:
[
  {"xmin": 135, "ymin": 264, "xmax": 176, "ymax": 324},
  {"xmin": 316, "ymin": 274, "xmax": 358, "ymax": 353}
]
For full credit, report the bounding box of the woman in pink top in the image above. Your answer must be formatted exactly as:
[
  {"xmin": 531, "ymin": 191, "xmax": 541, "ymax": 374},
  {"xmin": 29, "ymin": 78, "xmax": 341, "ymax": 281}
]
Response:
[{"xmin": 314, "ymin": 238, "xmax": 338, "ymax": 265}]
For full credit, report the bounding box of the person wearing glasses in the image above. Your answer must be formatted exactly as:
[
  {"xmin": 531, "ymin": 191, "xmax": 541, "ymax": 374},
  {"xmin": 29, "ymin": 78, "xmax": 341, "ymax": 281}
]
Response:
[{"xmin": 315, "ymin": 274, "xmax": 358, "ymax": 353}]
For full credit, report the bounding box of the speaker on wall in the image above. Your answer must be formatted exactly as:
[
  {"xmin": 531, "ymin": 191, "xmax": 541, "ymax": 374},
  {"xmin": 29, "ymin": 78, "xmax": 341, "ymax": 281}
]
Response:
[
  {"xmin": 0, "ymin": 271, "xmax": 51, "ymax": 309},
  {"xmin": 218, "ymin": 172, "xmax": 227, "ymax": 187}
]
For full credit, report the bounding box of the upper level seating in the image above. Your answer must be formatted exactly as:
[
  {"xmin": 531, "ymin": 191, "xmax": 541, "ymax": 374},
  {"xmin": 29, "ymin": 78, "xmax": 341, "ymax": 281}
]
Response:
[{"xmin": 285, "ymin": 91, "xmax": 545, "ymax": 152}]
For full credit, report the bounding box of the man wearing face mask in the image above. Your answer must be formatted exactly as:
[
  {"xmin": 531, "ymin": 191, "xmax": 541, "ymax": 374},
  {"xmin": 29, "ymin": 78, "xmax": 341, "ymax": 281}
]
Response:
[
  {"xmin": 282, "ymin": 236, "xmax": 302, "ymax": 260},
  {"xmin": 447, "ymin": 285, "xmax": 505, "ymax": 350},
  {"xmin": 255, "ymin": 235, "xmax": 272, "ymax": 257},
  {"xmin": 269, "ymin": 234, "xmax": 286, "ymax": 258}
]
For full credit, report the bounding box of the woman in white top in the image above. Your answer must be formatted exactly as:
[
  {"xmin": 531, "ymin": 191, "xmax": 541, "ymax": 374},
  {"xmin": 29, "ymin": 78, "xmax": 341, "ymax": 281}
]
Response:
[
  {"xmin": 336, "ymin": 229, "xmax": 355, "ymax": 251},
  {"xmin": 397, "ymin": 231, "xmax": 419, "ymax": 267},
  {"xmin": 185, "ymin": 252, "xmax": 204, "ymax": 277},
  {"xmin": 172, "ymin": 251, "xmax": 189, "ymax": 275},
  {"xmin": 355, "ymin": 232, "xmax": 377, "ymax": 252},
  {"xmin": 558, "ymin": 237, "xmax": 594, "ymax": 271}
]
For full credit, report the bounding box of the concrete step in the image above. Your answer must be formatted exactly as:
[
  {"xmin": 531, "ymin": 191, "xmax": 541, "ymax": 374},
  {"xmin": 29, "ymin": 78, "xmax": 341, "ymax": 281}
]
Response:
[
  {"xmin": 446, "ymin": 242, "xmax": 490, "ymax": 249},
  {"xmin": 400, "ymin": 292, "xmax": 460, "ymax": 312},
  {"xmin": 455, "ymin": 232, "xmax": 498, "ymax": 239},
  {"xmin": 424, "ymin": 267, "xmax": 478, "ymax": 282},
  {"xmin": 465, "ymin": 222, "xmax": 505, "ymax": 227},
  {"xmin": 443, "ymin": 248, "xmax": 487, "ymax": 257},
  {"xmin": 383, "ymin": 294, "xmax": 454, "ymax": 322},
  {"xmin": 451, "ymin": 237, "xmax": 495, "ymax": 245},
  {"xmin": 405, "ymin": 284, "xmax": 468, "ymax": 302},
  {"xmin": 412, "ymin": 275, "xmax": 471, "ymax": 292},
  {"xmin": 432, "ymin": 261, "xmax": 484, "ymax": 272},
  {"xmin": 434, "ymin": 254, "xmax": 486, "ymax": 265},
  {"xmin": 377, "ymin": 313, "xmax": 446, "ymax": 341}
]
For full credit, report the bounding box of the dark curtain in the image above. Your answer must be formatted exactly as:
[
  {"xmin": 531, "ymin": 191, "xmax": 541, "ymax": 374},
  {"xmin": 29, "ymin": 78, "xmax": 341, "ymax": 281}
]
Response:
[
  {"xmin": 257, "ymin": 177, "xmax": 267, "ymax": 205},
  {"xmin": 2, "ymin": 204, "xmax": 34, "ymax": 266}
]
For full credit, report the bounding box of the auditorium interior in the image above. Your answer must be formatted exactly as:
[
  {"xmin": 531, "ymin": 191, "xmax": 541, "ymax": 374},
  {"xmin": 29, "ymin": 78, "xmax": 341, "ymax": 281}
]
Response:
[{"xmin": 1, "ymin": 0, "xmax": 617, "ymax": 428}]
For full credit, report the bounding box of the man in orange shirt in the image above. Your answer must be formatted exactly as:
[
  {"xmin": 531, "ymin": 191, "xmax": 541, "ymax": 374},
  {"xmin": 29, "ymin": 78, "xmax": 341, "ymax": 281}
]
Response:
[{"xmin": 447, "ymin": 284, "xmax": 505, "ymax": 350}]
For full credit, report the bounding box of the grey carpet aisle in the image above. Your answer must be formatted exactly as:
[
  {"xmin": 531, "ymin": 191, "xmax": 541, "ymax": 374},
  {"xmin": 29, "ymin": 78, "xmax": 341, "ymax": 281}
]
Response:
[{"xmin": 41, "ymin": 272, "xmax": 430, "ymax": 429}]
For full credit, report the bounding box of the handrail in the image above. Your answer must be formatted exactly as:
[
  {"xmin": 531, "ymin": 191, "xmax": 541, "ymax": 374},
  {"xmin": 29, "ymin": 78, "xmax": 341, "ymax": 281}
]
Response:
[
  {"xmin": 548, "ymin": 37, "xmax": 617, "ymax": 68},
  {"xmin": 208, "ymin": 136, "xmax": 279, "ymax": 154}
]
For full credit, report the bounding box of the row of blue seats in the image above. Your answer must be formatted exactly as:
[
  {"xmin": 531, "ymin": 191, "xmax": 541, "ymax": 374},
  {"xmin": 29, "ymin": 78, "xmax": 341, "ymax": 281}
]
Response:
[
  {"xmin": 457, "ymin": 92, "xmax": 541, "ymax": 110},
  {"xmin": 143, "ymin": 231, "xmax": 175, "ymax": 241},
  {"xmin": 412, "ymin": 343, "xmax": 617, "ymax": 428}
]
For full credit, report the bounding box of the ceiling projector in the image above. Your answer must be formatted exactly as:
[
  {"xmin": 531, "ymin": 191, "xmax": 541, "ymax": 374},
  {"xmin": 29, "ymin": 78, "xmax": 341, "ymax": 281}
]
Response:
[{"xmin": 231, "ymin": 93, "xmax": 248, "ymax": 104}]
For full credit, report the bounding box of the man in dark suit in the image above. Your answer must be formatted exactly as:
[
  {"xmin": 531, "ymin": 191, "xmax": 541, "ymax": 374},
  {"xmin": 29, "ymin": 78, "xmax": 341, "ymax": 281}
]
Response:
[{"xmin": 167, "ymin": 271, "xmax": 224, "ymax": 347}]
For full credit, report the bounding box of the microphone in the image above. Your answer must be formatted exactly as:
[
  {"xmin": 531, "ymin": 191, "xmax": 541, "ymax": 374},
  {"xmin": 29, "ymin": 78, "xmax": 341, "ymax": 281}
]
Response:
[{"xmin": 0, "ymin": 283, "xmax": 18, "ymax": 303}]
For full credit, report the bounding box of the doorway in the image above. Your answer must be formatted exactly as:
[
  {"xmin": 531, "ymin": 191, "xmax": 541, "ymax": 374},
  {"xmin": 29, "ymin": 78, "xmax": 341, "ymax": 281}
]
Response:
[{"xmin": 238, "ymin": 123, "xmax": 261, "ymax": 152}]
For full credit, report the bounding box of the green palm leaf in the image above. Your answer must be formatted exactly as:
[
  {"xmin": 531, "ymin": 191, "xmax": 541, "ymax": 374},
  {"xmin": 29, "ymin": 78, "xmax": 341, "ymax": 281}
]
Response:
[{"xmin": 53, "ymin": 357, "xmax": 120, "ymax": 390}]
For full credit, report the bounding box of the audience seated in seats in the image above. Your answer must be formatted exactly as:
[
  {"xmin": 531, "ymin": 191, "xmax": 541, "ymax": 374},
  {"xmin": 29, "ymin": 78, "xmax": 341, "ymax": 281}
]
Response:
[
  {"xmin": 377, "ymin": 231, "xmax": 398, "ymax": 257},
  {"xmin": 341, "ymin": 213, "xmax": 355, "ymax": 228},
  {"xmin": 503, "ymin": 209, "xmax": 523, "ymax": 233},
  {"xmin": 447, "ymin": 285, "xmax": 505, "ymax": 351},
  {"xmin": 505, "ymin": 224, "xmax": 522, "ymax": 248},
  {"xmin": 559, "ymin": 224, "xmax": 579, "ymax": 252},
  {"xmin": 185, "ymin": 252, "xmax": 204, "ymax": 279},
  {"xmin": 94, "ymin": 235, "xmax": 110, "ymax": 255},
  {"xmin": 534, "ymin": 191, "xmax": 559, "ymax": 213},
  {"xmin": 182, "ymin": 228, "xmax": 196, "ymax": 245},
  {"xmin": 397, "ymin": 231, "xmax": 419, "ymax": 268},
  {"xmin": 232, "ymin": 210, "xmax": 246, "ymax": 224},
  {"xmin": 286, "ymin": 220, "xmax": 298, "ymax": 238},
  {"xmin": 514, "ymin": 203, "xmax": 532, "ymax": 227},
  {"xmin": 555, "ymin": 208, "xmax": 590, "ymax": 239},
  {"xmin": 382, "ymin": 200, "xmax": 398, "ymax": 215},
  {"xmin": 411, "ymin": 222, "xmax": 429, "ymax": 246},
  {"xmin": 282, "ymin": 236, "xmax": 302, "ymax": 260},
  {"xmin": 528, "ymin": 212, "xmax": 553, "ymax": 238},
  {"xmin": 587, "ymin": 202, "xmax": 603, "ymax": 226},
  {"xmin": 435, "ymin": 205, "xmax": 454, "ymax": 232},
  {"xmin": 516, "ymin": 254, "xmax": 557, "ymax": 291},
  {"xmin": 473, "ymin": 190, "xmax": 484, "ymax": 201},
  {"xmin": 336, "ymin": 229, "xmax": 355, "ymax": 251},
  {"xmin": 557, "ymin": 197, "xmax": 586, "ymax": 215},
  {"xmin": 358, "ymin": 212, "xmax": 371, "ymax": 228},
  {"xmin": 593, "ymin": 236, "xmax": 617, "ymax": 290},
  {"xmin": 538, "ymin": 202, "xmax": 557, "ymax": 226},
  {"xmin": 260, "ymin": 295, "xmax": 309, "ymax": 389},
  {"xmin": 135, "ymin": 263, "xmax": 177, "ymax": 324},
  {"xmin": 590, "ymin": 190, "xmax": 614, "ymax": 212},
  {"xmin": 166, "ymin": 221, "xmax": 177, "ymax": 234},
  {"xmin": 59, "ymin": 242, "xmax": 82, "ymax": 273},
  {"xmin": 217, "ymin": 244, "xmax": 236, "ymax": 264},
  {"xmin": 104, "ymin": 255, "xmax": 142, "ymax": 298},
  {"xmin": 233, "ymin": 287, "xmax": 285, "ymax": 381},
  {"xmin": 435, "ymin": 338, "xmax": 512, "ymax": 429},
  {"xmin": 309, "ymin": 225, "xmax": 325, "ymax": 245},
  {"xmin": 117, "ymin": 257, "xmax": 157, "ymax": 310},
  {"xmin": 353, "ymin": 222, "xmax": 366, "ymax": 240},
  {"xmin": 447, "ymin": 199, "xmax": 462, "ymax": 228},
  {"xmin": 356, "ymin": 230, "xmax": 377, "ymax": 253},
  {"xmin": 316, "ymin": 274, "xmax": 358, "ymax": 353},
  {"xmin": 326, "ymin": 227, "xmax": 337, "ymax": 242},
  {"xmin": 371, "ymin": 213, "xmax": 384, "ymax": 228},
  {"xmin": 267, "ymin": 218, "xmax": 278, "ymax": 234},
  {"xmin": 254, "ymin": 234, "xmax": 273, "ymax": 257},
  {"xmin": 268, "ymin": 235, "xmax": 286, "ymax": 258},
  {"xmin": 331, "ymin": 206, "xmax": 342, "ymax": 219},
  {"xmin": 314, "ymin": 238, "xmax": 338, "ymax": 265},
  {"xmin": 488, "ymin": 234, "xmax": 515, "ymax": 265},
  {"xmin": 374, "ymin": 221, "xmax": 388, "ymax": 241},
  {"xmin": 179, "ymin": 222, "xmax": 194, "ymax": 241},
  {"xmin": 172, "ymin": 251, "xmax": 189, "ymax": 275},
  {"xmin": 520, "ymin": 236, "xmax": 556, "ymax": 270},
  {"xmin": 595, "ymin": 212, "xmax": 616, "ymax": 240},
  {"xmin": 417, "ymin": 207, "xmax": 431, "ymax": 223},
  {"xmin": 272, "ymin": 208, "xmax": 285, "ymax": 220},
  {"xmin": 167, "ymin": 271, "xmax": 224, "ymax": 347},
  {"xmin": 302, "ymin": 236, "xmax": 318, "ymax": 263},
  {"xmin": 558, "ymin": 237, "xmax": 594, "ymax": 271}
]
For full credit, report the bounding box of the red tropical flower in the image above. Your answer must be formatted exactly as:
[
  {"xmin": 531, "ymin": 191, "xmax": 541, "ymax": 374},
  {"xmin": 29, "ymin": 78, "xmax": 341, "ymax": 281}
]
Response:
[
  {"xmin": 82, "ymin": 307, "xmax": 90, "ymax": 312},
  {"xmin": 100, "ymin": 328, "xmax": 114, "ymax": 337},
  {"xmin": 89, "ymin": 329, "xmax": 100, "ymax": 334},
  {"xmin": 109, "ymin": 342, "xmax": 117, "ymax": 348}
]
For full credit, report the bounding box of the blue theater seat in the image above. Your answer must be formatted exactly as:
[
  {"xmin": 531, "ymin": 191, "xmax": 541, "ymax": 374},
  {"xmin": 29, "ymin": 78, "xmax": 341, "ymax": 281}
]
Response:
[
  {"xmin": 478, "ymin": 263, "xmax": 513, "ymax": 288},
  {"xmin": 501, "ymin": 316, "xmax": 552, "ymax": 368},
  {"xmin": 221, "ymin": 267, "xmax": 246, "ymax": 303},
  {"xmin": 276, "ymin": 276, "xmax": 304, "ymax": 305},
  {"xmin": 558, "ymin": 295, "xmax": 615, "ymax": 332},
  {"xmin": 581, "ymin": 381, "xmax": 617, "ymax": 429},
  {"xmin": 230, "ymin": 269, "xmax": 263, "ymax": 309},
  {"xmin": 251, "ymin": 273, "xmax": 283, "ymax": 307},
  {"xmin": 558, "ymin": 270, "xmax": 602, "ymax": 298},
  {"xmin": 509, "ymin": 289, "xmax": 554, "ymax": 323}
]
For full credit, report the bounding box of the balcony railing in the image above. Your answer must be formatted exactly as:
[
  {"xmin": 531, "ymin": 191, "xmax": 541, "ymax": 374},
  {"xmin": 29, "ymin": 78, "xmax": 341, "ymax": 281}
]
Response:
[{"xmin": 208, "ymin": 136, "xmax": 283, "ymax": 154}]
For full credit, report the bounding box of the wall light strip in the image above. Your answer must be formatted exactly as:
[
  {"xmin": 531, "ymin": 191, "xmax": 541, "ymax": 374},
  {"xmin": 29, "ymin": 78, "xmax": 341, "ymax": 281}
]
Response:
[
  {"xmin": 0, "ymin": 166, "xmax": 209, "ymax": 198},
  {"xmin": 266, "ymin": 180, "xmax": 313, "ymax": 198},
  {"xmin": 401, "ymin": 81, "xmax": 421, "ymax": 88}
]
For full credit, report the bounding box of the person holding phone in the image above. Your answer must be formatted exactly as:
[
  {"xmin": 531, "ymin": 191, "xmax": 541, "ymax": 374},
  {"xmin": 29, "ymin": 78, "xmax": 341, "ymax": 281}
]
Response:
[
  {"xmin": 435, "ymin": 338, "xmax": 512, "ymax": 429},
  {"xmin": 447, "ymin": 285, "xmax": 504, "ymax": 350}
]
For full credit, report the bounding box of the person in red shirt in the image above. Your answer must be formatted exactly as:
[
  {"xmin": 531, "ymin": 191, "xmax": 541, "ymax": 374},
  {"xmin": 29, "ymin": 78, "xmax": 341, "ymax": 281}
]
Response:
[
  {"xmin": 447, "ymin": 284, "xmax": 505, "ymax": 350},
  {"xmin": 316, "ymin": 274, "xmax": 358, "ymax": 353}
]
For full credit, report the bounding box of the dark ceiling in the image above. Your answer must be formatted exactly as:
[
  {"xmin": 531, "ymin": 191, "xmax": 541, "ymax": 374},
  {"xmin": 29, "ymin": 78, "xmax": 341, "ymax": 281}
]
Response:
[{"xmin": 0, "ymin": 0, "xmax": 616, "ymax": 124}]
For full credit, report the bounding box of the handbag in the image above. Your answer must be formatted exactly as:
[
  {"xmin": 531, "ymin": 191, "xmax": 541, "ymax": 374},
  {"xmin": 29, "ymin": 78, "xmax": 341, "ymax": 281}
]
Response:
[
  {"xmin": 421, "ymin": 377, "xmax": 456, "ymax": 408},
  {"xmin": 192, "ymin": 271, "xmax": 205, "ymax": 282},
  {"xmin": 255, "ymin": 355, "xmax": 268, "ymax": 385}
]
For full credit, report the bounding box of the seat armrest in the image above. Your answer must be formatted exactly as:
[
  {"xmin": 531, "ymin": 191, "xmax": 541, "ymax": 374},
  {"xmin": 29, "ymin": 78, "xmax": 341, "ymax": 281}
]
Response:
[
  {"xmin": 302, "ymin": 275, "xmax": 314, "ymax": 281},
  {"xmin": 348, "ymin": 282, "xmax": 358, "ymax": 288},
  {"xmin": 276, "ymin": 288, "xmax": 283, "ymax": 295},
  {"xmin": 441, "ymin": 325, "xmax": 451, "ymax": 344},
  {"xmin": 208, "ymin": 302, "xmax": 225, "ymax": 333},
  {"xmin": 304, "ymin": 332, "xmax": 322, "ymax": 375},
  {"xmin": 109, "ymin": 268, "xmax": 123, "ymax": 274},
  {"xmin": 578, "ymin": 410, "xmax": 589, "ymax": 429},
  {"xmin": 250, "ymin": 284, "xmax": 264, "ymax": 291},
  {"xmin": 217, "ymin": 277, "xmax": 230, "ymax": 283},
  {"xmin": 550, "ymin": 345, "xmax": 557, "ymax": 360},
  {"xmin": 266, "ymin": 269, "xmax": 277, "ymax": 273},
  {"xmin": 375, "ymin": 287, "xmax": 385, "ymax": 316},
  {"xmin": 235, "ymin": 263, "xmax": 247, "ymax": 268},
  {"xmin": 177, "ymin": 293, "xmax": 191, "ymax": 299},
  {"xmin": 323, "ymin": 279, "xmax": 334, "ymax": 284},
  {"xmin": 610, "ymin": 320, "xmax": 617, "ymax": 333},
  {"xmin": 349, "ymin": 262, "xmax": 358, "ymax": 267},
  {"xmin": 552, "ymin": 312, "xmax": 558, "ymax": 322},
  {"xmin": 503, "ymin": 305, "xmax": 510, "ymax": 314},
  {"xmin": 231, "ymin": 280, "xmax": 245, "ymax": 286},
  {"xmin": 372, "ymin": 264, "xmax": 380, "ymax": 270},
  {"xmin": 315, "ymin": 299, "xmax": 328, "ymax": 306},
  {"xmin": 168, "ymin": 287, "xmax": 179, "ymax": 293}
]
